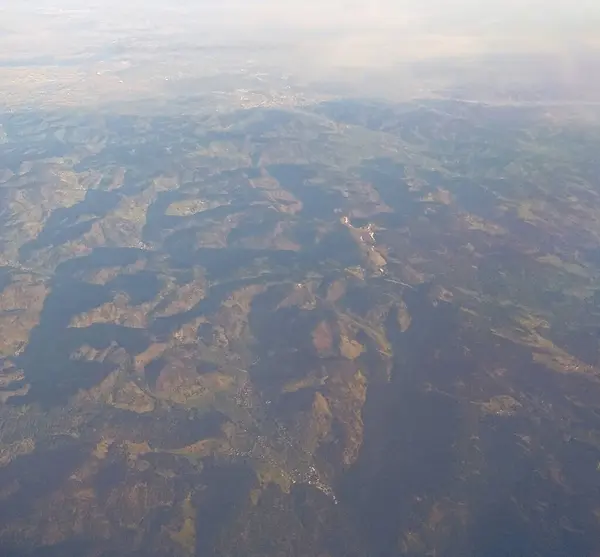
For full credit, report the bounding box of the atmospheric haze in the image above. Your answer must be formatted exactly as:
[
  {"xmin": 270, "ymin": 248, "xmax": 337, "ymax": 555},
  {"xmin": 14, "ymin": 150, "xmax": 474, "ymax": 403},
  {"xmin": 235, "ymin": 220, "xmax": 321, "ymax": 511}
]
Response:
[{"xmin": 1, "ymin": 0, "xmax": 599, "ymax": 105}]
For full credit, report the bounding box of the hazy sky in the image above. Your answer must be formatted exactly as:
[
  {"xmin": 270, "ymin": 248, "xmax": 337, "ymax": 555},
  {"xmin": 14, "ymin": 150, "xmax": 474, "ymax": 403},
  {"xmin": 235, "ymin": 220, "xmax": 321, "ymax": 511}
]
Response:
[
  {"xmin": 0, "ymin": 0, "xmax": 598, "ymax": 66},
  {"xmin": 2, "ymin": 0, "xmax": 599, "ymax": 33},
  {"xmin": 0, "ymin": 0, "xmax": 598, "ymax": 106}
]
